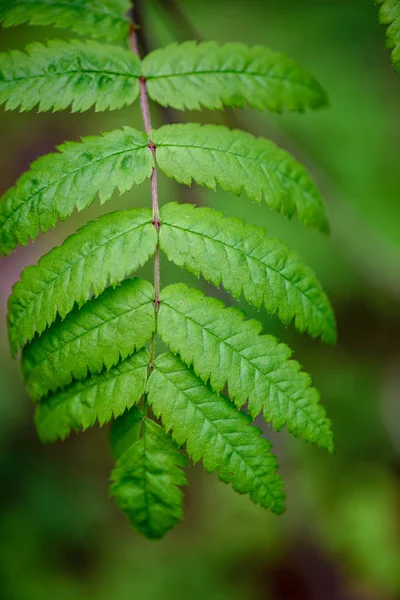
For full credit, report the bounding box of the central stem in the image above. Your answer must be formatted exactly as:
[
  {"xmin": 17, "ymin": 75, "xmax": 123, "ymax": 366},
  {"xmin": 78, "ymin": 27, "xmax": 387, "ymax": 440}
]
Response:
[{"xmin": 129, "ymin": 23, "xmax": 160, "ymax": 394}]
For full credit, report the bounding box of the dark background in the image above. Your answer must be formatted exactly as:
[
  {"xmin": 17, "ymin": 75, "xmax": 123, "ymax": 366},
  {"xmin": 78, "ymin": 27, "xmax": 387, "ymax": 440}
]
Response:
[{"xmin": 1, "ymin": 1, "xmax": 400, "ymax": 598}]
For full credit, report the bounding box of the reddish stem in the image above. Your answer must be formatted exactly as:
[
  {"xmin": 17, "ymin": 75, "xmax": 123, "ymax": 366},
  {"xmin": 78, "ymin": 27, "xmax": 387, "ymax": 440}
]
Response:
[{"xmin": 129, "ymin": 24, "xmax": 160, "ymax": 375}]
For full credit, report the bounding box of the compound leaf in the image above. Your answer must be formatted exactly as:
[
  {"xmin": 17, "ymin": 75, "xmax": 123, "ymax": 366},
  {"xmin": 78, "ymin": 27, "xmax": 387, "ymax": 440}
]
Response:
[
  {"xmin": 8, "ymin": 208, "xmax": 156, "ymax": 356},
  {"xmin": 159, "ymin": 203, "xmax": 335, "ymax": 343},
  {"xmin": 143, "ymin": 41, "xmax": 328, "ymax": 113},
  {"xmin": 158, "ymin": 284, "xmax": 333, "ymax": 452},
  {"xmin": 0, "ymin": 0, "xmax": 131, "ymax": 41},
  {"xmin": 35, "ymin": 349, "xmax": 149, "ymax": 443},
  {"xmin": 0, "ymin": 40, "xmax": 141, "ymax": 113},
  {"xmin": 378, "ymin": 0, "xmax": 400, "ymax": 71},
  {"xmin": 0, "ymin": 128, "xmax": 154, "ymax": 255},
  {"xmin": 153, "ymin": 124, "xmax": 328, "ymax": 233},
  {"xmin": 110, "ymin": 416, "xmax": 188, "ymax": 539},
  {"xmin": 22, "ymin": 278, "xmax": 155, "ymax": 400},
  {"xmin": 147, "ymin": 352, "xmax": 285, "ymax": 514}
]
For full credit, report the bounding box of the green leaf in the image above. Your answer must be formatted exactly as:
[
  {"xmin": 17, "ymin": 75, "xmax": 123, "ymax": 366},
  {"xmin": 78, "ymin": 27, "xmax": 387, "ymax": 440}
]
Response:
[
  {"xmin": 378, "ymin": 0, "xmax": 400, "ymax": 71},
  {"xmin": 0, "ymin": 0, "xmax": 131, "ymax": 41},
  {"xmin": 22, "ymin": 278, "xmax": 155, "ymax": 401},
  {"xmin": 143, "ymin": 41, "xmax": 328, "ymax": 113},
  {"xmin": 110, "ymin": 416, "xmax": 188, "ymax": 539},
  {"xmin": 158, "ymin": 284, "xmax": 333, "ymax": 452},
  {"xmin": 0, "ymin": 128, "xmax": 153, "ymax": 255},
  {"xmin": 147, "ymin": 352, "xmax": 285, "ymax": 514},
  {"xmin": 35, "ymin": 349, "xmax": 149, "ymax": 443},
  {"xmin": 0, "ymin": 40, "xmax": 141, "ymax": 112},
  {"xmin": 159, "ymin": 203, "xmax": 336, "ymax": 343},
  {"xmin": 153, "ymin": 124, "xmax": 328, "ymax": 233},
  {"xmin": 110, "ymin": 405, "xmax": 144, "ymax": 461},
  {"xmin": 8, "ymin": 208, "xmax": 156, "ymax": 356}
]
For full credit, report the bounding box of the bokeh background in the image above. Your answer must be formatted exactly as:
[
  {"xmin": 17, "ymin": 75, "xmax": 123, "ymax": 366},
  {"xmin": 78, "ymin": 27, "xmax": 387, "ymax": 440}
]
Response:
[{"xmin": 1, "ymin": 0, "xmax": 400, "ymax": 598}]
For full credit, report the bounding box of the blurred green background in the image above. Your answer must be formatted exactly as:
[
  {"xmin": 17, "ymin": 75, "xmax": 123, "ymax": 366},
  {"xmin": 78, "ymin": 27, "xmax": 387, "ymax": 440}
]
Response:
[{"xmin": 1, "ymin": 0, "xmax": 400, "ymax": 598}]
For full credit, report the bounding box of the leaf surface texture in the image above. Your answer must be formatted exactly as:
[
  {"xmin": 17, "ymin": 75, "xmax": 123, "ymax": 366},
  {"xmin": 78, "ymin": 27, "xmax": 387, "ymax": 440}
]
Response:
[
  {"xmin": 153, "ymin": 124, "xmax": 328, "ymax": 232},
  {"xmin": 0, "ymin": 128, "xmax": 153, "ymax": 255},
  {"xmin": 8, "ymin": 208, "xmax": 156, "ymax": 355},
  {"xmin": 158, "ymin": 284, "xmax": 333, "ymax": 451},
  {"xmin": 159, "ymin": 203, "xmax": 335, "ymax": 343},
  {"xmin": 35, "ymin": 349, "xmax": 149, "ymax": 442},
  {"xmin": 147, "ymin": 352, "xmax": 286, "ymax": 513},
  {"xmin": 110, "ymin": 415, "xmax": 188, "ymax": 539},
  {"xmin": 0, "ymin": 40, "xmax": 141, "ymax": 112},
  {"xmin": 143, "ymin": 41, "xmax": 328, "ymax": 113},
  {"xmin": 22, "ymin": 278, "xmax": 155, "ymax": 400},
  {"xmin": 0, "ymin": 0, "xmax": 131, "ymax": 41}
]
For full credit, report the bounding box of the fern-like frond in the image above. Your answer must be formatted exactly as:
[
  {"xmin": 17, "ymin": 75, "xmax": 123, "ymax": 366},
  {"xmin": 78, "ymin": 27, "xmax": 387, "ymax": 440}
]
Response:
[
  {"xmin": 153, "ymin": 124, "xmax": 328, "ymax": 233},
  {"xmin": 159, "ymin": 203, "xmax": 335, "ymax": 343},
  {"xmin": 8, "ymin": 209, "xmax": 156, "ymax": 356},
  {"xmin": 0, "ymin": 0, "xmax": 131, "ymax": 41},
  {"xmin": 378, "ymin": 0, "xmax": 400, "ymax": 71},
  {"xmin": 0, "ymin": 40, "xmax": 141, "ymax": 112},
  {"xmin": 0, "ymin": 0, "xmax": 337, "ymax": 540},
  {"xmin": 158, "ymin": 284, "xmax": 333, "ymax": 451},
  {"xmin": 110, "ymin": 415, "xmax": 188, "ymax": 539},
  {"xmin": 0, "ymin": 128, "xmax": 153, "ymax": 255},
  {"xmin": 143, "ymin": 41, "xmax": 328, "ymax": 113},
  {"xmin": 22, "ymin": 278, "xmax": 155, "ymax": 400},
  {"xmin": 147, "ymin": 352, "xmax": 286, "ymax": 513},
  {"xmin": 35, "ymin": 349, "xmax": 149, "ymax": 443}
]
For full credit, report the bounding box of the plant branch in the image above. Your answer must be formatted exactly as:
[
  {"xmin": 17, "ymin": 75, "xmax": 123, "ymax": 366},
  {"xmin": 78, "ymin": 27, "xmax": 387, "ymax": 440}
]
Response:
[
  {"xmin": 130, "ymin": 2, "xmax": 151, "ymax": 55},
  {"xmin": 129, "ymin": 18, "xmax": 160, "ymax": 397}
]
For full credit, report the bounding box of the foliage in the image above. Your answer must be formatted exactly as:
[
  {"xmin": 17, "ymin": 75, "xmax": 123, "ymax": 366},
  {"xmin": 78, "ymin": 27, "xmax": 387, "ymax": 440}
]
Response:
[
  {"xmin": 0, "ymin": 0, "xmax": 335, "ymax": 538},
  {"xmin": 22, "ymin": 277, "xmax": 155, "ymax": 400},
  {"xmin": 142, "ymin": 41, "xmax": 328, "ymax": 112},
  {"xmin": 159, "ymin": 202, "xmax": 335, "ymax": 342},
  {"xmin": 147, "ymin": 353, "xmax": 285, "ymax": 514},
  {"xmin": 0, "ymin": 40, "xmax": 141, "ymax": 112},
  {"xmin": 36, "ymin": 348, "xmax": 149, "ymax": 442},
  {"xmin": 8, "ymin": 209, "xmax": 156, "ymax": 354},
  {"xmin": 0, "ymin": 0, "xmax": 131, "ymax": 41},
  {"xmin": 158, "ymin": 284, "xmax": 333, "ymax": 451},
  {"xmin": 110, "ymin": 409, "xmax": 188, "ymax": 539},
  {"xmin": 0, "ymin": 128, "xmax": 153, "ymax": 254},
  {"xmin": 377, "ymin": 0, "xmax": 400, "ymax": 72},
  {"xmin": 153, "ymin": 123, "xmax": 329, "ymax": 232}
]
